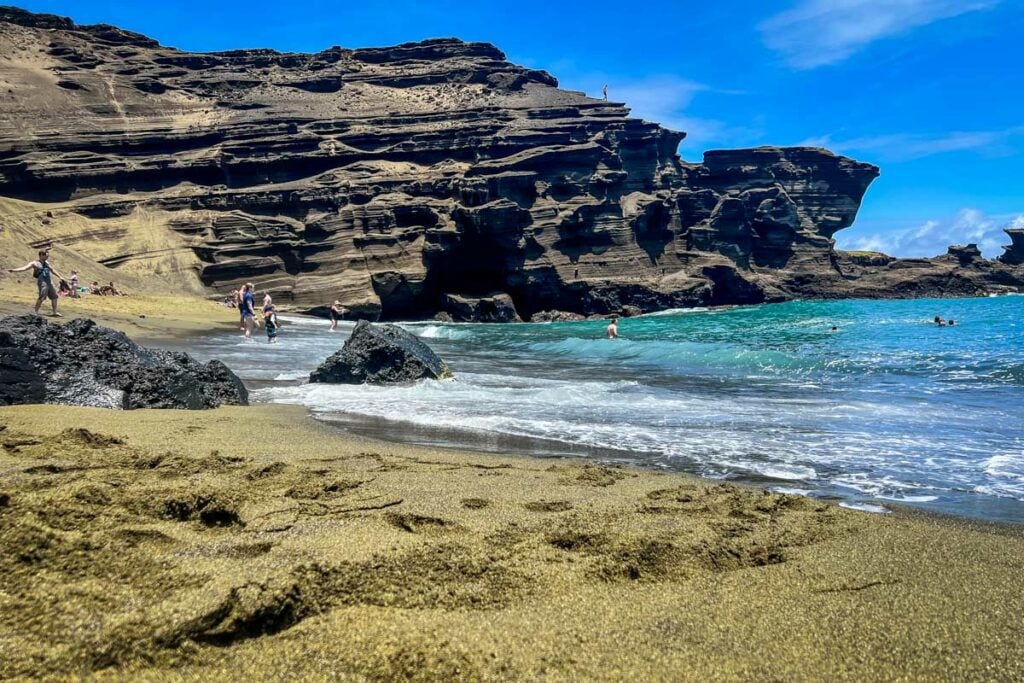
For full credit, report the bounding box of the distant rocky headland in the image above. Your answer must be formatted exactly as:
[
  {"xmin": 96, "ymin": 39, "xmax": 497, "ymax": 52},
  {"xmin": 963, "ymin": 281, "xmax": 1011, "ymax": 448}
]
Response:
[{"xmin": 1, "ymin": 6, "xmax": 1021, "ymax": 321}]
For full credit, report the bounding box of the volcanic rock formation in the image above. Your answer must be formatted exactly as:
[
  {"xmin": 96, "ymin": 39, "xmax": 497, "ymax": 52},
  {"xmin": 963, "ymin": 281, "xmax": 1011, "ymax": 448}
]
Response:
[
  {"xmin": 0, "ymin": 6, "xmax": 1021, "ymax": 320},
  {"xmin": 0, "ymin": 315, "xmax": 248, "ymax": 409},
  {"xmin": 310, "ymin": 320, "xmax": 452, "ymax": 384},
  {"xmin": 1000, "ymin": 229, "xmax": 1024, "ymax": 266}
]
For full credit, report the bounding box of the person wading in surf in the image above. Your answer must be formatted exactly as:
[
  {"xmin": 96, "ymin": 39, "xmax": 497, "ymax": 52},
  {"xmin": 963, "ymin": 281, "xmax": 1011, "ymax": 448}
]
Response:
[
  {"xmin": 241, "ymin": 282, "xmax": 257, "ymax": 341},
  {"xmin": 7, "ymin": 249, "xmax": 65, "ymax": 317},
  {"xmin": 607, "ymin": 315, "xmax": 619, "ymax": 339},
  {"xmin": 329, "ymin": 300, "xmax": 344, "ymax": 331}
]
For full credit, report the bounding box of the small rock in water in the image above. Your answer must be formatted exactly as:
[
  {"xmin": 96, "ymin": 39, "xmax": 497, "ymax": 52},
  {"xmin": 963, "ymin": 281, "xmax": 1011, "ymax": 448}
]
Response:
[{"xmin": 309, "ymin": 320, "xmax": 453, "ymax": 385}]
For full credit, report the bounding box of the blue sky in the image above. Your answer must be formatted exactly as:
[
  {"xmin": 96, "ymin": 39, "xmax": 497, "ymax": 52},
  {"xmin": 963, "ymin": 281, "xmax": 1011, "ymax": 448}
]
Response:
[{"xmin": 14, "ymin": 0, "xmax": 1024, "ymax": 257}]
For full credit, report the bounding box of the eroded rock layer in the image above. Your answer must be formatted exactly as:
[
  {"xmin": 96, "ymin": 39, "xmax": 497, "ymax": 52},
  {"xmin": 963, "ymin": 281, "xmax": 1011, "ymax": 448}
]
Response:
[{"xmin": 1, "ymin": 7, "xmax": 1021, "ymax": 319}]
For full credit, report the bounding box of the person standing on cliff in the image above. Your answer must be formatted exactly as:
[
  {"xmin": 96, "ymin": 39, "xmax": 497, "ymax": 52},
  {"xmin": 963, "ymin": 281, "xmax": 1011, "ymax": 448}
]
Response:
[
  {"xmin": 241, "ymin": 282, "xmax": 257, "ymax": 340},
  {"xmin": 607, "ymin": 315, "xmax": 619, "ymax": 339},
  {"xmin": 602, "ymin": 84, "xmax": 608, "ymax": 101},
  {"xmin": 6, "ymin": 249, "xmax": 64, "ymax": 317}
]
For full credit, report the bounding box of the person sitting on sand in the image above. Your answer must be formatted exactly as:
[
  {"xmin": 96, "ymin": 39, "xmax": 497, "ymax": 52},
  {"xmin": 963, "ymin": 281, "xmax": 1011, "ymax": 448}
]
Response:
[
  {"xmin": 607, "ymin": 315, "xmax": 619, "ymax": 340},
  {"xmin": 329, "ymin": 300, "xmax": 344, "ymax": 331},
  {"xmin": 6, "ymin": 249, "xmax": 65, "ymax": 317},
  {"xmin": 264, "ymin": 304, "xmax": 279, "ymax": 344},
  {"xmin": 57, "ymin": 279, "xmax": 71, "ymax": 297},
  {"xmin": 240, "ymin": 282, "xmax": 256, "ymax": 341},
  {"xmin": 89, "ymin": 281, "xmax": 101, "ymax": 295}
]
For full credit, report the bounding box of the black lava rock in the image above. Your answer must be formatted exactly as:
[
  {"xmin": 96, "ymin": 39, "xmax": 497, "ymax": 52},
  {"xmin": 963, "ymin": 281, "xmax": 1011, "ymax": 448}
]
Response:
[
  {"xmin": 0, "ymin": 315, "xmax": 248, "ymax": 409},
  {"xmin": 309, "ymin": 320, "xmax": 453, "ymax": 385}
]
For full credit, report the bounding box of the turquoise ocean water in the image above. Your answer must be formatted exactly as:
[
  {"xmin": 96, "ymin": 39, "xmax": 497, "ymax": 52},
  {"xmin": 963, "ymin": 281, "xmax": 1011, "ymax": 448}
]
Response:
[{"xmin": 173, "ymin": 296, "xmax": 1024, "ymax": 523}]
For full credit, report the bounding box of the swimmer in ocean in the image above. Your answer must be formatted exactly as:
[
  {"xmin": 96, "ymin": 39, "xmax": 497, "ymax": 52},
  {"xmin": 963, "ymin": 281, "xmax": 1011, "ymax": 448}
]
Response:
[{"xmin": 607, "ymin": 315, "xmax": 619, "ymax": 339}]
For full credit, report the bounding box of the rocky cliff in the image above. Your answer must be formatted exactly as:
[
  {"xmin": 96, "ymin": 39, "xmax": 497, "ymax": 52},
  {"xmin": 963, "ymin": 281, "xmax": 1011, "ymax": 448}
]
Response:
[{"xmin": 1, "ymin": 6, "xmax": 1021, "ymax": 320}]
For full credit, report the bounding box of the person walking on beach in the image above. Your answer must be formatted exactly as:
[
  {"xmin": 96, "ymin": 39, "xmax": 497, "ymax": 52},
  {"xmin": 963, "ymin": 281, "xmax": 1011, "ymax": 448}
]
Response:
[
  {"xmin": 607, "ymin": 315, "xmax": 619, "ymax": 339},
  {"xmin": 264, "ymin": 304, "xmax": 279, "ymax": 344},
  {"xmin": 241, "ymin": 282, "xmax": 256, "ymax": 340},
  {"xmin": 6, "ymin": 249, "xmax": 65, "ymax": 316},
  {"xmin": 329, "ymin": 300, "xmax": 344, "ymax": 331}
]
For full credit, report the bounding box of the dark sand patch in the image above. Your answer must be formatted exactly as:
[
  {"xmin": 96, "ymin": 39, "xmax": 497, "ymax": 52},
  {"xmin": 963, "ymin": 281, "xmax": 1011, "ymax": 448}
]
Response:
[{"xmin": 524, "ymin": 500, "xmax": 574, "ymax": 513}]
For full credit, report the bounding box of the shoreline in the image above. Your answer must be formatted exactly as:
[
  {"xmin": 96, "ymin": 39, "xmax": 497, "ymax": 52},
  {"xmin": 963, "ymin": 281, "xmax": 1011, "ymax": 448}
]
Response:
[
  {"xmin": 1, "ymin": 300, "xmax": 1023, "ymax": 677},
  {"xmin": 2, "ymin": 403, "xmax": 1024, "ymax": 679},
  {"xmin": 116, "ymin": 302, "xmax": 1024, "ymax": 524},
  {"xmin": 5, "ymin": 296, "xmax": 1019, "ymax": 524}
]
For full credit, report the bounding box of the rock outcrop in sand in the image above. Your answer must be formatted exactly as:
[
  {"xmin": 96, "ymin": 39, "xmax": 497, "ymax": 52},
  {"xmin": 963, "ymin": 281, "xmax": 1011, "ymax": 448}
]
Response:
[
  {"xmin": 310, "ymin": 320, "xmax": 452, "ymax": 384},
  {"xmin": 0, "ymin": 314, "xmax": 248, "ymax": 409},
  {"xmin": 0, "ymin": 7, "xmax": 1022, "ymax": 320}
]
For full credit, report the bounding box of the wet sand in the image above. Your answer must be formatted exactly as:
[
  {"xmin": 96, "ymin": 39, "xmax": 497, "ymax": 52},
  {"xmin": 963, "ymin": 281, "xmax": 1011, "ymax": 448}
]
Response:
[{"xmin": 1, "ymin": 404, "xmax": 1022, "ymax": 681}]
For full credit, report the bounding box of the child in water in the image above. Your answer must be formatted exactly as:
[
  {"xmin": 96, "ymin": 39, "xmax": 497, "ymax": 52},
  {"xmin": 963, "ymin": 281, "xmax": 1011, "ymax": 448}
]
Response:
[{"xmin": 264, "ymin": 305, "xmax": 279, "ymax": 344}]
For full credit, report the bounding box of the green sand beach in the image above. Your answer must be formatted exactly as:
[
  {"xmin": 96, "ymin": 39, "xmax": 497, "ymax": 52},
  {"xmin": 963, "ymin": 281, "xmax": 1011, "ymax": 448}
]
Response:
[{"xmin": 2, "ymin": 403, "xmax": 1022, "ymax": 681}]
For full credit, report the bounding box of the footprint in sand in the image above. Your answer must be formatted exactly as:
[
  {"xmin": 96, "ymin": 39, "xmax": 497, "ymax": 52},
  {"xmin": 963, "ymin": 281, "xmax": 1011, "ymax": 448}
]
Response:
[{"xmin": 523, "ymin": 500, "xmax": 573, "ymax": 513}]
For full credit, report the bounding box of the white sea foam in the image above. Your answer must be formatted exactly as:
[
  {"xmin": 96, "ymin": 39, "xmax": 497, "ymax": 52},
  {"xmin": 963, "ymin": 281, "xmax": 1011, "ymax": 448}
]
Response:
[
  {"xmin": 273, "ymin": 370, "xmax": 309, "ymax": 381},
  {"xmin": 873, "ymin": 494, "xmax": 939, "ymax": 503},
  {"xmin": 638, "ymin": 307, "xmax": 709, "ymax": 317},
  {"xmin": 752, "ymin": 464, "xmax": 817, "ymax": 481},
  {"xmin": 171, "ymin": 295, "xmax": 1024, "ymax": 521},
  {"xmin": 771, "ymin": 486, "xmax": 814, "ymax": 496},
  {"xmin": 412, "ymin": 324, "xmax": 471, "ymax": 340},
  {"xmin": 839, "ymin": 502, "xmax": 891, "ymax": 514}
]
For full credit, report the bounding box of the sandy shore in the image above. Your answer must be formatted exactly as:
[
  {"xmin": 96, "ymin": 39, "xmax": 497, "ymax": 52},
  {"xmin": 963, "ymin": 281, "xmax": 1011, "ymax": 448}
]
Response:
[
  {"xmin": 0, "ymin": 278, "xmax": 241, "ymax": 340},
  {"xmin": 1, "ymin": 403, "xmax": 1022, "ymax": 681}
]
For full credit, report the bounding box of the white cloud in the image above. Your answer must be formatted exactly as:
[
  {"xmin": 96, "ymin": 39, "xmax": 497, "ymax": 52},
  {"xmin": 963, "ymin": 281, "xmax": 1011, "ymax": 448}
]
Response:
[
  {"xmin": 838, "ymin": 208, "xmax": 1022, "ymax": 257},
  {"xmin": 605, "ymin": 76, "xmax": 758, "ymax": 154},
  {"xmin": 798, "ymin": 127, "xmax": 1023, "ymax": 161},
  {"xmin": 760, "ymin": 0, "xmax": 998, "ymax": 69}
]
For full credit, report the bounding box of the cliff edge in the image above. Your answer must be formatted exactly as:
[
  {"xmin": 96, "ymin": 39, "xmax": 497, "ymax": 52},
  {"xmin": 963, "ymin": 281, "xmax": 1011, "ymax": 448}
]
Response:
[{"xmin": 1, "ymin": 7, "xmax": 1020, "ymax": 319}]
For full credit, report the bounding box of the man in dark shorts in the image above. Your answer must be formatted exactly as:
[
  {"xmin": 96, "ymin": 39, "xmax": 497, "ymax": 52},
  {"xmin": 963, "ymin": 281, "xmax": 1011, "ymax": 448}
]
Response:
[
  {"xmin": 6, "ymin": 249, "xmax": 65, "ymax": 316},
  {"xmin": 241, "ymin": 282, "xmax": 257, "ymax": 341}
]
